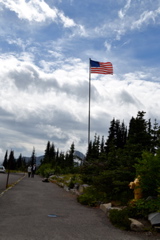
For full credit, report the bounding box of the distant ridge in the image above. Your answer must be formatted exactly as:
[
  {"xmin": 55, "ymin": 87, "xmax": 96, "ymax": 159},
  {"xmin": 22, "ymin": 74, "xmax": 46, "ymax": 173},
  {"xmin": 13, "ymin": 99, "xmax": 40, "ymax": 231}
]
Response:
[
  {"xmin": 74, "ymin": 150, "xmax": 85, "ymax": 160},
  {"xmin": 24, "ymin": 150, "xmax": 85, "ymax": 166},
  {"xmin": 23, "ymin": 155, "xmax": 44, "ymax": 166}
]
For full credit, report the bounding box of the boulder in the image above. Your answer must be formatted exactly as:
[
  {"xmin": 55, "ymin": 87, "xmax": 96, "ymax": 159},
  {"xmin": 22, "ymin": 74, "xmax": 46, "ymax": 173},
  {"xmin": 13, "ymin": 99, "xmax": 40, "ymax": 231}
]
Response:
[
  {"xmin": 100, "ymin": 203, "xmax": 112, "ymax": 214},
  {"xmin": 42, "ymin": 178, "xmax": 49, "ymax": 182},
  {"xmin": 148, "ymin": 212, "xmax": 160, "ymax": 226},
  {"xmin": 78, "ymin": 184, "xmax": 90, "ymax": 194},
  {"xmin": 129, "ymin": 218, "xmax": 145, "ymax": 232}
]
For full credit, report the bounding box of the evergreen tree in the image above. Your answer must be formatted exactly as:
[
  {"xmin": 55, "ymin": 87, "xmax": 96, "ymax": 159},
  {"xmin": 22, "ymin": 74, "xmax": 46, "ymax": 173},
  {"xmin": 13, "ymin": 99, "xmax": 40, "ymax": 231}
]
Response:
[
  {"xmin": 9, "ymin": 150, "xmax": 15, "ymax": 170},
  {"xmin": 30, "ymin": 147, "xmax": 36, "ymax": 167},
  {"xmin": 124, "ymin": 111, "xmax": 152, "ymax": 169},
  {"xmin": 65, "ymin": 142, "xmax": 75, "ymax": 168},
  {"xmin": 150, "ymin": 119, "xmax": 160, "ymax": 153},
  {"xmin": 135, "ymin": 150, "xmax": 160, "ymax": 197},
  {"xmin": 50, "ymin": 143, "xmax": 56, "ymax": 167},
  {"xmin": 42, "ymin": 141, "xmax": 51, "ymax": 164},
  {"xmin": 42, "ymin": 141, "xmax": 56, "ymax": 166},
  {"xmin": 127, "ymin": 111, "xmax": 151, "ymax": 150},
  {"xmin": 100, "ymin": 136, "xmax": 105, "ymax": 154},
  {"xmin": 3, "ymin": 150, "xmax": 8, "ymax": 169},
  {"xmin": 58, "ymin": 151, "xmax": 65, "ymax": 169},
  {"xmin": 105, "ymin": 119, "xmax": 127, "ymax": 155},
  {"xmin": 16, "ymin": 154, "xmax": 23, "ymax": 169},
  {"xmin": 85, "ymin": 134, "xmax": 101, "ymax": 162},
  {"xmin": 85, "ymin": 141, "xmax": 92, "ymax": 162}
]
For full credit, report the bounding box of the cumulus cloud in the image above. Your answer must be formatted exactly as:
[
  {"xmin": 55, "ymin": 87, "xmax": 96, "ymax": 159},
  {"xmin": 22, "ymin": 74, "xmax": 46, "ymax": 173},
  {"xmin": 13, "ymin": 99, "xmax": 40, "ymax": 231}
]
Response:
[
  {"xmin": 0, "ymin": 53, "xmax": 160, "ymax": 157},
  {"xmin": 0, "ymin": 0, "xmax": 85, "ymax": 34},
  {"xmin": 1, "ymin": 0, "xmax": 58, "ymax": 22}
]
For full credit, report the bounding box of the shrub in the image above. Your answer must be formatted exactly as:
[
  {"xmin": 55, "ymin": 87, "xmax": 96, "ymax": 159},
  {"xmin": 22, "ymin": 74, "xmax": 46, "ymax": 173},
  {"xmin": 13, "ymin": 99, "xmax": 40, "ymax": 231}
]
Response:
[
  {"xmin": 135, "ymin": 151, "xmax": 160, "ymax": 198},
  {"xmin": 36, "ymin": 163, "xmax": 53, "ymax": 177},
  {"xmin": 77, "ymin": 186, "xmax": 107, "ymax": 207},
  {"xmin": 77, "ymin": 193, "xmax": 97, "ymax": 207},
  {"xmin": 68, "ymin": 176, "xmax": 76, "ymax": 189},
  {"xmin": 109, "ymin": 209, "xmax": 131, "ymax": 230},
  {"xmin": 128, "ymin": 198, "xmax": 160, "ymax": 218}
]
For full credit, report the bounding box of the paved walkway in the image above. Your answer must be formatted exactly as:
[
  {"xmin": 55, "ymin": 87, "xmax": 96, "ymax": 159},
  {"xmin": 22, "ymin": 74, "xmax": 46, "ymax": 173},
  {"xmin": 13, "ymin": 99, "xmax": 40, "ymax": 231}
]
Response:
[{"xmin": 0, "ymin": 175, "xmax": 159, "ymax": 240}]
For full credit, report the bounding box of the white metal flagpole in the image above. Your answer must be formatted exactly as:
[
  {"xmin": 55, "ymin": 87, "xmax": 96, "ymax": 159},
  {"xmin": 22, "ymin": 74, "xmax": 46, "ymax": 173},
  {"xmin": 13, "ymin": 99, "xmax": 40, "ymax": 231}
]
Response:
[{"xmin": 88, "ymin": 58, "xmax": 91, "ymax": 147}]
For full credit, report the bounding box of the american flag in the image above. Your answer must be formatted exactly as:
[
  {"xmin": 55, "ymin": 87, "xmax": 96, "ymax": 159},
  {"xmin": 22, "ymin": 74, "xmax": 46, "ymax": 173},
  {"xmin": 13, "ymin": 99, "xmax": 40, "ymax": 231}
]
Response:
[{"xmin": 90, "ymin": 59, "xmax": 113, "ymax": 75}]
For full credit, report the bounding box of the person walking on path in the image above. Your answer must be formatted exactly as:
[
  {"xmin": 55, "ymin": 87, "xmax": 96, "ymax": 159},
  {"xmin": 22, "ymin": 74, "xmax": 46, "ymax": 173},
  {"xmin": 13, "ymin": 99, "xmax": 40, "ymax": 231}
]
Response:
[
  {"xmin": 27, "ymin": 165, "xmax": 32, "ymax": 177},
  {"xmin": 31, "ymin": 164, "xmax": 36, "ymax": 178}
]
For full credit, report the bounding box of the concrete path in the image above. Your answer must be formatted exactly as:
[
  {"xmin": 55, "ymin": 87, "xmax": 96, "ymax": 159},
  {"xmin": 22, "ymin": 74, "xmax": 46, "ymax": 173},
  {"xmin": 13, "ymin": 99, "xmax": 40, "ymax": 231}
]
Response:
[{"xmin": 0, "ymin": 175, "xmax": 159, "ymax": 240}]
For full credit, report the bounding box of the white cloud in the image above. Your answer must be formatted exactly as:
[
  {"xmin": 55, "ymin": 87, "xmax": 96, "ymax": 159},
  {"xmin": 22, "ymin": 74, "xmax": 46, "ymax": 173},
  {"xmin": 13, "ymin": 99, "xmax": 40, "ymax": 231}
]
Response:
[
  {"xmin": 104, "ymin": 41, "xmax": 111, "ymax": 51},
  {"xmin": 93, "ymin": 1, "xmax": 160, "ymax": 41},
  {"xmin": 0, "ymin": 0, "xmax": 85, "ymax": 34},
  {"xmin": 118, "ymin": 0, "xmax": 132, "ymax": 19},
  {"xmin": 1, "ymin": 0, "xmax": 57, "ymax": 22},
  {"xmin": 58, "ymin": 11, "xmax": 75, "ymax": 28},
  {"xmin": 131, "ymin": 8, "xmax": 160, "ymax": 29},
  {"xmin": 0, "ymin": 53, "xmax": 160, "ymax": 157}
]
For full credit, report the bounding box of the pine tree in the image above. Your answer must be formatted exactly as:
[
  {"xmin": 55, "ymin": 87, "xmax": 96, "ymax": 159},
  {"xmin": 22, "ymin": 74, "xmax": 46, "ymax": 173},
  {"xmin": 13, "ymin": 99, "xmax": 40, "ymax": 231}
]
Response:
[
  {"xmin": 3, "ymin": 150, "xmax": 8, "ymax": 169},
  {"xmin": 42, "ymin": 141, "xmax": 56, "ymax": 166},
  {"xmin": 42, "ymin": 141, "xmax": 51, "ymax": 164},
  {"xmin": 31, "ymin": 147, "xmax": 36, "ymax": 167},
  {"xmin": 85, "ymin": 141, "xmax": 92, "ymax": 161},
  {"xmin": 50, "ymin": 143, "xmax": 56, "ymax": 167},
  {"xmin": 100, "ymin": 136, "xmax": 105, "ymax": 154},
  {"xmin": 85, "ymin": 134, "xmax": 101, "ymax": 162},
  {"xmin": 105, "ymin": 119, "xmax": 127, "ymax": 155},
  {"xmin": 9, "ymin": 150, "xmax": 15, "ymax": 170},
  {"xmin": 16, "ymin": 154, "xmax": 23, "ymax": 169},
  {"xmin": 125, "ymin": 111, "xmax": 152, "ymax": 165},
  {"xmin": 65, "ymin": 142, "xmax": 75, "ymax": 168},
  {"xmin": 150, "ymin": 119, "xmax": 160, "ymax": 153}
]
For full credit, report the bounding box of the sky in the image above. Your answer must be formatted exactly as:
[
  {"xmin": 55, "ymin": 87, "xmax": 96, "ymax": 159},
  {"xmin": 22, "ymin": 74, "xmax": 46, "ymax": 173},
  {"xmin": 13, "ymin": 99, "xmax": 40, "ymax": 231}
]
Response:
[{"xmin": 0, "ymin": 0, "xmax": 160, "ymax": 161}]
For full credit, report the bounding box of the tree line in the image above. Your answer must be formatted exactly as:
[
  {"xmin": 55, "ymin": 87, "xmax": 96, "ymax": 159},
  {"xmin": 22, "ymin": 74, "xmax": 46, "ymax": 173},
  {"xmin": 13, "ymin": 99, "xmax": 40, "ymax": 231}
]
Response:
[
  {"xmin": 2, "ymin": 141, "xmax": 76, "ymax": 173},
  {"xmin": 2, "ymin": 148, "xmax": 37, "ymax": 171},
  {"xmin": 3, "ymin": 111, "xmax": 160, "ymax": 204},
  {"xmin": 81, "ymin": 111, "xmax": 160, "ymax": 203}
]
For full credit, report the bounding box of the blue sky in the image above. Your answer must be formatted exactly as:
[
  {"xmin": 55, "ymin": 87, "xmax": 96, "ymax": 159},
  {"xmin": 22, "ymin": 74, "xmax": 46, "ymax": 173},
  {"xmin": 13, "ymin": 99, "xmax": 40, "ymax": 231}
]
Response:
[{"xmin": 0, "ymin": 0, "xmax": 160, "ymax": 161}]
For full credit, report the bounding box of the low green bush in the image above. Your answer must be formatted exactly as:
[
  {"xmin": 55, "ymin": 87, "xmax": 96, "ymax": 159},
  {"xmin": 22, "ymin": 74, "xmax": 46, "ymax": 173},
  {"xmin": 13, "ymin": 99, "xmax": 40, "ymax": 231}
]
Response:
[
  {"xmin": 109, "ymin": 208, "xmax": 131, "ymax": 230},
  {"xmin": 128, "ymin": 198, "xmax": 160, "ymax": 218},
  {"xmin": 36, "ymin": 163, "xmax": 53, "ymax": 177},
  {"xmin": 77, "ymin": 186, "xmax": 107, "ymax": 207},
  {"xmin": 68, "ymin": 176, "xmax": 76, "ymax": 189},
  {"xmin": 77, "ymin": 193, "xmax": 97, "ymax": 207}
]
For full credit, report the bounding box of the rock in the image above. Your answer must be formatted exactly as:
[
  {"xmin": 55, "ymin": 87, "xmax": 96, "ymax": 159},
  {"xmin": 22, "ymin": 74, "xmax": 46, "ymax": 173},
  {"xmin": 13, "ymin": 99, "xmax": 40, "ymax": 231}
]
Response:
[
  {"xmin": 64, "ymin": 185, "xmax": 69, "ymax": 191},
  {"xmin": 57, "ymin": 182, "xmax": 64, "ymax": 187},
  {"xmin": 78, "ymin": 184, "xmax": 89, "ymax": 194},
  {"xmin": 100, "ymin": 203, "xmax": 124, "ymax": 217},
  {"xmin": 74, "ymin": 183, "xmax": 79, "ymax": 190},
  {"xmin": 42, "ymin": 178, "xmax": 49, "ymax": 182},
  {"xmin": 129, "ymin": 218, "xmax": 145, "ymax": 232},
  {"xmin": 148, "ymin": 212, "xmax": 160, "ymax": 225},
  {"xmin": 100, "ymin": 203, "xmax": 112, "ymax": 214}
]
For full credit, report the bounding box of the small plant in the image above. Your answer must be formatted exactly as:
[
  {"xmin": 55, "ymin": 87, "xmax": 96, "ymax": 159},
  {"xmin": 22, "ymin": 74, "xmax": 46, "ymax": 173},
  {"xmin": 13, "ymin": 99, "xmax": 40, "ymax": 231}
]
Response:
[
  {"xmin": 128, "ymin": 198, "xmax": 160, "ymax": 218},
  {"xmin": 36, "ymin": 163, "xmax": 53, "ymax": 177},
  {"xmin": 77, "ymin": 192, "xmax": 97, "ymax": 207},
  {"xmin": 77, "ymin": 186, "xmax": 107, "ymax": 207},
  {"xmin": 68, "ymin": 176, "xmax": 76, "ymax": 189},
  {"xmin": 109, "ymin": 208, "xmax": 131, "ymax": 230}
]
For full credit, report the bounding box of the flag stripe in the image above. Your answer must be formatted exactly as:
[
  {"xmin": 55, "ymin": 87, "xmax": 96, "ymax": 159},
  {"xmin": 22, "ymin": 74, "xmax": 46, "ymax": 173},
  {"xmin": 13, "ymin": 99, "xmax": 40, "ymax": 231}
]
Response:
[{"xmin": 90, "ymin": 60, "xmax": 113, "ymax": 75}]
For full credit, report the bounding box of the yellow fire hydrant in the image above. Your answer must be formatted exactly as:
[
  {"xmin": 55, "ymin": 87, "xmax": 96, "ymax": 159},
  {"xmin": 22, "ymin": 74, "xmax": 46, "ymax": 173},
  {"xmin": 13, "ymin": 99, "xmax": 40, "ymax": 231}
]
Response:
[{"xmin": 129, "ymin": 176, "xmax": 142, "ymax": 200}]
